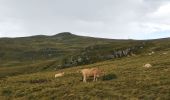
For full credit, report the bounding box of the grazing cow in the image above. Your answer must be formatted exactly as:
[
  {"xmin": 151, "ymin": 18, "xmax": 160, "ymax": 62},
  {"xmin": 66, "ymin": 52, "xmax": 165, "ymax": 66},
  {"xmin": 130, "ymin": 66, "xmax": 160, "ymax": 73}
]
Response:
[
  {"xmin": 81, "ymin": 68, "xmax": 104, "ymax": 82},
  {"xmin": 143, "ymin": 63, "xmax": 152, "ymax": 68},
  {"xmin": 55, "ymin": 72, "xmax": 64, "ymax": 78},
  {"xmin": 162, "ymin": 52, "xmax": 167, "ymax": 55}
]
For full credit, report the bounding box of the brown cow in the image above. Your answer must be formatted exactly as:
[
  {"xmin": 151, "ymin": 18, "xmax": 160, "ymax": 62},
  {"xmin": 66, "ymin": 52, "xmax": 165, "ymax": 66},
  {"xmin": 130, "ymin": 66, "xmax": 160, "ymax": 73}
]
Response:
[{"xmin": 81, "ymin": 68, "xmax": 104, "ymax": 82}]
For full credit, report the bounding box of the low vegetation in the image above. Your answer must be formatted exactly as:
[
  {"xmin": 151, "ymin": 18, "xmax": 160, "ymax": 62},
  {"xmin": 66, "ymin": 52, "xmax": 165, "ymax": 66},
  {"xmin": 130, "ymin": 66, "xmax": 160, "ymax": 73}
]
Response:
[
  {"xmin": 0, "ymin": 33, "xmax": 170, "ymax": 99},
  {"xmin": 0, "ymin": 48, "xmax": 170, "ymax": 99}
]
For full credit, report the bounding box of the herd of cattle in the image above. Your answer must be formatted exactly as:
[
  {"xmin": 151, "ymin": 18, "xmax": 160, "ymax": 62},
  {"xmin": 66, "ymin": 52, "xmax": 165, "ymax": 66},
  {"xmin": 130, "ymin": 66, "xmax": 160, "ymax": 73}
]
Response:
[
  {"xmin": 55, "ymin": 67, "xmax": 104, "ymax": 82},
  {"xmin": 54, "ymin": 51, "xmax": 168, "ymax": 82},
  {"xmin": 54, "ymin": 64, "xmax": 152, "ymax": 82}
]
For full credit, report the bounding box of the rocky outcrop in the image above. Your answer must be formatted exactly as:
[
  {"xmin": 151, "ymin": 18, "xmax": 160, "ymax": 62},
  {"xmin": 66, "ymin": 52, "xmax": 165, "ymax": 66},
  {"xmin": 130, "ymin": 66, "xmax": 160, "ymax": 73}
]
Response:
[{"xmin": 60, "ymin": 44, "xmax": 145, "ymax": 68}]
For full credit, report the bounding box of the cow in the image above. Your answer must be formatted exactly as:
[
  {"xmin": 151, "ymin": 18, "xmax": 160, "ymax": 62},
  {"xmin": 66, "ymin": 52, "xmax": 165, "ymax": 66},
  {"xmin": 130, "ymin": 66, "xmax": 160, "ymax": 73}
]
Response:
[
  {"xmin": 162, "ymin": 52, "xmax": 168, "ymax": 55},
  {"xmin": 81, "ymin": 68, "xmax": 104, "ymax": 82},
  {"xmin": 143, "ymin": 63, "xmax": 152, "ymax": 68},
  {"xmin": 55, "ymin": 72, "xmax": 65, "ymax": 78}
]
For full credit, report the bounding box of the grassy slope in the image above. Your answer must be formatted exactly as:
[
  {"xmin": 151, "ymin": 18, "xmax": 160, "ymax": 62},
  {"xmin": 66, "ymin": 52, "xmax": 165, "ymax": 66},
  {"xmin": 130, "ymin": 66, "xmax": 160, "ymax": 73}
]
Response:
[
  {"xmin": 0, "ymin": 33, "xmax": 144, "ymax": 78},
  {"xmin": 0, "ymin": 49, "xmax": 170, "ymax": 100},
  {"xmin": 0, "ymin": 33, "xmax": 170, "ymax": 99}
]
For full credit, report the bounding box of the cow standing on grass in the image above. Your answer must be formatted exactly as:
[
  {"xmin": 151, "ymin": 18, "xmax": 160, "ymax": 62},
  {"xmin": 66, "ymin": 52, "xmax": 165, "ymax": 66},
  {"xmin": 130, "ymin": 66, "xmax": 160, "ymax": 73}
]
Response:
[{"xmin": 81, "ymin": 68, "xmax": 104, "ymax": 82}]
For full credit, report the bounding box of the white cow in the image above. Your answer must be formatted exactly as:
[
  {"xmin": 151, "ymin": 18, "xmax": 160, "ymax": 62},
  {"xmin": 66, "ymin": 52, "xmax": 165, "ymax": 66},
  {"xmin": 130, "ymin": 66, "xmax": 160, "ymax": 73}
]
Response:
[
  {"xmin": 143, "ymin": 63, "xmax": 152, "ymax": 68},
  {"xmin": 162, "ymin": 52, "xmax": 168, "ymax": 55},
  {"xmin": 55, "ymin": 72, "xmax": 64, "ymax": 78}
]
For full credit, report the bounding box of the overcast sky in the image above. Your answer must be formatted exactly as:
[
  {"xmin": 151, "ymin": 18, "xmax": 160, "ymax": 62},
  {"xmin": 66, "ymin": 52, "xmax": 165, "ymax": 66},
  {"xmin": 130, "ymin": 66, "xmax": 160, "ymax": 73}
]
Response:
[{"xmin": 0, "ymin": 0, "xmax": 170, "ymax": 39}]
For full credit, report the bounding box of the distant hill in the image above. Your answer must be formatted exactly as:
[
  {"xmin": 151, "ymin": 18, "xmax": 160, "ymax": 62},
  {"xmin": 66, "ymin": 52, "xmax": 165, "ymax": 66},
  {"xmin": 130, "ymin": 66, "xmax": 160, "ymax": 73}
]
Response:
[
  {"xmin": 0, "ymin": 32, "xmax": 170, "ymax": 78},
  {"xmin": 0, "ymin": 32, "xmax": 139, "ymax": 63}
]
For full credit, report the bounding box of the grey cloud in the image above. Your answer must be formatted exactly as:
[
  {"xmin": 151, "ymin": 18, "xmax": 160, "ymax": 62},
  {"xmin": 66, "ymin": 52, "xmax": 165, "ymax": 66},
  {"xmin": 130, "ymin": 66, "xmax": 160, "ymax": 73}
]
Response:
[{"xmin": 0, "ymin": 0, "xmax": 170, "ymax": 39}]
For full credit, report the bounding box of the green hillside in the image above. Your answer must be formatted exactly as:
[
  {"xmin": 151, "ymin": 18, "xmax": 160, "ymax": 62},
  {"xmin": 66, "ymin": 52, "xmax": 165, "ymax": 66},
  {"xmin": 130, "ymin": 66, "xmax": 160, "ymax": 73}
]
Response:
[
  {"xmin": 0, "ymin": 32, "xmax": 145, "ymax": 78},
  {"xmin": 0, "ymin": 33, "xmax": 170, "ymax": 99},
  {"xmin": 0, "ymin": 33, "xmax": 170, "ymax": 78},
  {"xmin": 0, "ymin": 46, "xmax": 169, "ymax": 99},
  {"xmin": 0, "ymin": 32, "xmax": 135, "ymax": 63}
]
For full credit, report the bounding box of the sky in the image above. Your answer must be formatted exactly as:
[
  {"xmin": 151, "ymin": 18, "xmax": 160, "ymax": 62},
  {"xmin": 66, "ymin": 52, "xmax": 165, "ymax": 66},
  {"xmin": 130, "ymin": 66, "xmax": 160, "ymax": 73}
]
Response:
[{"xmin": 0, "ymin": 0, "xmax": 170, "ymax": 39}]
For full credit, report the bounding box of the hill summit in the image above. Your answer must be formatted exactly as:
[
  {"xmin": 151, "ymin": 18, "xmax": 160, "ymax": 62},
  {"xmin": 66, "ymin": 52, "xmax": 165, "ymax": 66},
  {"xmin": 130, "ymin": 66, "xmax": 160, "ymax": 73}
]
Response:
[
  {"xmin": 52, "ymin": 32, "xmax": 78, "ymax": 40},
  {"xmin": 54, "ymin": 32, "xmax": 76, "ymax": 37}
]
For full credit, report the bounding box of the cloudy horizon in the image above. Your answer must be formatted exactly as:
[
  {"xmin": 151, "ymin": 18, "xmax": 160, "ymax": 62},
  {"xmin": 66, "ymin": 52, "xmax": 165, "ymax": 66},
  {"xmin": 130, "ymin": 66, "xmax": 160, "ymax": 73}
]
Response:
[{"xmin": 0, "ymin": 0, "xmax": 170, "ymax": 39}]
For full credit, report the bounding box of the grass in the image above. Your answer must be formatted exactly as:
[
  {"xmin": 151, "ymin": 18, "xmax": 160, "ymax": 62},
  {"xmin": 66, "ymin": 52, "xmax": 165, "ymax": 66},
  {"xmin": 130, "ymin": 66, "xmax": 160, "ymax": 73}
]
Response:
[
  {"xmin": 0, "ymin": 33, "xmax": 170, "ymax": 99},
  {"xmin": 0, "ymin": 50, "xmax": 170, "ymax": 100}
]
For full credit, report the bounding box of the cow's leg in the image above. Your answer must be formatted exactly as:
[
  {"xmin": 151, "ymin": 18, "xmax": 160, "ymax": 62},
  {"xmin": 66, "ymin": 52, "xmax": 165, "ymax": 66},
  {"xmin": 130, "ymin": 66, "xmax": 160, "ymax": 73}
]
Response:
[
  {"xmin": 93, "ymin": 75, "xmax": 96, "ymax": 82},
  {"xmin": 83, "ymin": 75, "xmax": 87, "ymax": 82},
  {"xmin": 96, "ymin": 77, "xmax": 98, "ymax": 81}
]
